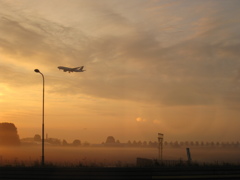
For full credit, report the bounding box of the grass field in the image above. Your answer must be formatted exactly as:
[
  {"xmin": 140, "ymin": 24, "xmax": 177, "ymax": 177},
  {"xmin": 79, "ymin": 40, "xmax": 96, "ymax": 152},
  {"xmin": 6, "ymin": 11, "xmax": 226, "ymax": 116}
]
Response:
[
  {"xmin": 0, "ymin": 163, "xmax": 240, "ymax": 180},
  {"xmin": 1, "ymin": 146, "xmax": 240, "ymax": 180}
]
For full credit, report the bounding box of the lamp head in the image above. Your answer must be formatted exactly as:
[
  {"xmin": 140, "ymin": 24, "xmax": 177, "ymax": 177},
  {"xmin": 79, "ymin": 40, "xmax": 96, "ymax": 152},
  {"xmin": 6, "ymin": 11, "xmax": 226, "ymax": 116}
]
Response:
[{"xmin": 34, "ymin": 69, "xmax": 40, "ymax": 73}]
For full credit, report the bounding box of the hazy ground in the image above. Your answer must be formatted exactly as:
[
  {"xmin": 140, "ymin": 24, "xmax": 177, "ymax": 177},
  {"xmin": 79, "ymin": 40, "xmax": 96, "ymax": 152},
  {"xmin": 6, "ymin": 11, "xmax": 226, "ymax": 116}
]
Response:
[{"xmin": 0, "ymin": 146, "xmax": 240, "ymax": 166}]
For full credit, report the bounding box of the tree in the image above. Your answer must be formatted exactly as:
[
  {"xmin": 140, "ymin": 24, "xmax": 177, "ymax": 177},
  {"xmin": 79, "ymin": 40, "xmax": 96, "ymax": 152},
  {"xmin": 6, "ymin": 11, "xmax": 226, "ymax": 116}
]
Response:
[
  {"xmin": 62, "ymin": 139, "xmax": 68, "ymax": 146},
  {"xmin": 105, "ymin": 136, "xmax": 115, "ymax": 144},
  {"xmin": 137, "ymin": 141, "xmax": 142, "ymax": 146},
  {"xmin": 173, "ymin": 141, "xmax": 179, "ymax": 148},
  {"xmin": 132, "ymin": 140, "xmax": 137, "ymax": 146},
  {"xmin": 0, "ymin": 122, "xmax": 20, "ymax": 146},
  {"xmin": 34, "ymin": 134, "xmax": 41, "ymax": 142},
  {"xmin": 127, "ymin": 140, "xmax": 132, "ymax": 146},
  {"xmin": 72, "ymin": 139, "xmax": 81, "ymax": 146}
]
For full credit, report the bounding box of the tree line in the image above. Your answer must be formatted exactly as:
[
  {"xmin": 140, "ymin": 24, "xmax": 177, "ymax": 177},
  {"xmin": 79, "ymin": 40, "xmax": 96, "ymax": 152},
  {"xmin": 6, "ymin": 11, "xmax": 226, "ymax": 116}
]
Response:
[
  {"xmin": 103, "ymin": 136, "xmax": 240, "ymax": 148},
  {"xmin": 0, "ymin": 123, "xmax": 239, "ymax": 149}
]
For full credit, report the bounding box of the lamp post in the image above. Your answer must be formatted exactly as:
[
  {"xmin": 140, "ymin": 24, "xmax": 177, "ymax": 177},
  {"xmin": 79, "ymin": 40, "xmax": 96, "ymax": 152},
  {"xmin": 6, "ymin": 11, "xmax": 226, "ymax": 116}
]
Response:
[{"xmin": 34, "ymin": 69, "xmax": 45, "ymax": 166}]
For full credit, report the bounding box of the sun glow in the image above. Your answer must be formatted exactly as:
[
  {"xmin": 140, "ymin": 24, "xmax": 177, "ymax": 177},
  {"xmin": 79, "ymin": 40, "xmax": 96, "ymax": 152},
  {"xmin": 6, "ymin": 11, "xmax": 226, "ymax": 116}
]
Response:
[{"xmin": 0, "ymin": 84, "xmax": 7, "ymax": 101}]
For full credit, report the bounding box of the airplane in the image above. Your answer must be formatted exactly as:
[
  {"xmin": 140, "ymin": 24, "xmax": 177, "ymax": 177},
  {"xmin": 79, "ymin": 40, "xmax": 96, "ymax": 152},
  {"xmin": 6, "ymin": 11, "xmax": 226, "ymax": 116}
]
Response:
[{"xmin": 58, "ymin": 66, "xmax": 86, "ymax": 73}]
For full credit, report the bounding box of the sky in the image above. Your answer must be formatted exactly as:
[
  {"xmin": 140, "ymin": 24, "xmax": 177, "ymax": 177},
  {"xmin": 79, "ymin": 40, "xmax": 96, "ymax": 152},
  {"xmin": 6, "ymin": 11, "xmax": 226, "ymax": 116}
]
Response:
[{"xmin": 0, "ymin": 0, "xmax": 240, "ymax": 143}]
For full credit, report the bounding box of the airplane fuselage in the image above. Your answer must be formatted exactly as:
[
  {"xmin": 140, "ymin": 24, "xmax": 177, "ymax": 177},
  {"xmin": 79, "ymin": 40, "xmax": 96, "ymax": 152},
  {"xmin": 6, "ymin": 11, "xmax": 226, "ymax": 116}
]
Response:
[{"xmin": 58, "ymin": 66, "xmax": 85, "ymax": 73}]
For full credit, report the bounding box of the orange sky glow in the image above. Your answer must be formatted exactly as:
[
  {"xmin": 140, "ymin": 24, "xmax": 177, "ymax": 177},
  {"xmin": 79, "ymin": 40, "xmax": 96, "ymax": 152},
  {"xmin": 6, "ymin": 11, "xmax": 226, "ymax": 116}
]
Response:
[{"xmin": 1, "ymin": 0, "xmax": 240, "ymax": 144}]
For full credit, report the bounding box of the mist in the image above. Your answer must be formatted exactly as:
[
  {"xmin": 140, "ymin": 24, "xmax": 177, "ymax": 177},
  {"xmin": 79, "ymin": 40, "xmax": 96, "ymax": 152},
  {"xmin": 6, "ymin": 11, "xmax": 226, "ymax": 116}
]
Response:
[{"xmin": 1, "ymin": 145, "xmax": 240, "ymax": 167}]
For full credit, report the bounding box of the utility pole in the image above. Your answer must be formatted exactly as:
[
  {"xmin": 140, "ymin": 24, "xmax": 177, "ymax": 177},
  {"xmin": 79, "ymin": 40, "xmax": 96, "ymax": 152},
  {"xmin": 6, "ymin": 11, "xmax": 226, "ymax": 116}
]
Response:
[{"xmin": 158, "ymin": 133, "xmax": 164, "ymax": 161}]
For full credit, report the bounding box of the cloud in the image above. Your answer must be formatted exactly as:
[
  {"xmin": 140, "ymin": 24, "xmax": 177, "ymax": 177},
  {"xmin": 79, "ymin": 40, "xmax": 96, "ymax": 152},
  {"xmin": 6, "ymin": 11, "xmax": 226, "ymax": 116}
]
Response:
[
  {"xmin": 0, "ymin": 16, "xmax": 47, "ymax": 57},
  {"xmin": 153, "ymin": 120, "xmax": 160, "ymax": 124},
  {"xmin": 0, "ymin": 0, "xmax": 240, "ymax": 109}
]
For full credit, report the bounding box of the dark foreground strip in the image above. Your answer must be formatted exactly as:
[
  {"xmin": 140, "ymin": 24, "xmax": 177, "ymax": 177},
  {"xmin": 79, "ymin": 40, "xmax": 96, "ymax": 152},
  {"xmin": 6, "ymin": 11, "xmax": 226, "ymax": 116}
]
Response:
[
  {"xmin": 153, "ymin": 174, "xmax": 240, "ymax": 179},
  {"xmin": 0, "ymin": 167, "xmax": 240, "ymax": 180},
  {"xmin": 1, "ymin": 167, "xmax": 150, "ymax": 180}
]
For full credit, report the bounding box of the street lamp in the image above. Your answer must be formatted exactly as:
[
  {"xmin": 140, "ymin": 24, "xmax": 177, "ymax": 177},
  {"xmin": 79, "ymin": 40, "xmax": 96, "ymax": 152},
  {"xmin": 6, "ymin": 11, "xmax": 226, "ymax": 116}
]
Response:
[{"xmin": 34, "ymin": 69, "xmax": 45, "ymax": 166}]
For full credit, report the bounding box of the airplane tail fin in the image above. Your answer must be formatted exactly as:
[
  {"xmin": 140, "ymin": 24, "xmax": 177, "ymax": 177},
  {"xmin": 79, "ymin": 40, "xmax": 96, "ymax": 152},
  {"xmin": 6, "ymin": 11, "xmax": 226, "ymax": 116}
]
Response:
[{"xmin": 79, "ymin": 66, "xmax": 84, "ymax": 70}]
